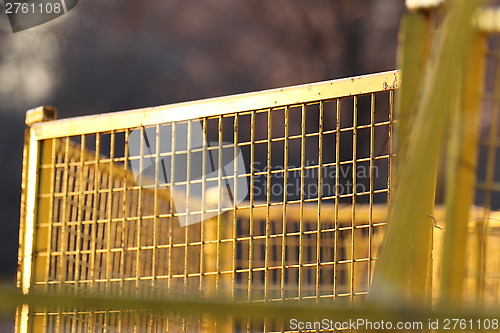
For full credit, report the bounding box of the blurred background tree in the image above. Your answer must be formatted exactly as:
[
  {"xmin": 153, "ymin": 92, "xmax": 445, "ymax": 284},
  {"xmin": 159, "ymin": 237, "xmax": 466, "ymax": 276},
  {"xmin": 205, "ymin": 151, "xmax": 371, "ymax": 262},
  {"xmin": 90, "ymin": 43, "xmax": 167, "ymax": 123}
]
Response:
[{"xmin": 0, "ymin": 0, "xmax": 404, "ymax": 280}]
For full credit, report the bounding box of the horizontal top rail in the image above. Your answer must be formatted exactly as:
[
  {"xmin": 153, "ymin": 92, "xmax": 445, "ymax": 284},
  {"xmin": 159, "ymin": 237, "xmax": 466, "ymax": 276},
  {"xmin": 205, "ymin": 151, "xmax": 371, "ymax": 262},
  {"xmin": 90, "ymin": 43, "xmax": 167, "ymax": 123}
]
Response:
[
  {"xmin": 31, "ymin": 70, "xmax": 399, "ymax": 140},
  {"xmin": 475, "ymin": 7, "xmax": 500, "ymax": 33},
  {"xmin": 405, "ymin": 3, "xmax": 500, "ymax": 34}
]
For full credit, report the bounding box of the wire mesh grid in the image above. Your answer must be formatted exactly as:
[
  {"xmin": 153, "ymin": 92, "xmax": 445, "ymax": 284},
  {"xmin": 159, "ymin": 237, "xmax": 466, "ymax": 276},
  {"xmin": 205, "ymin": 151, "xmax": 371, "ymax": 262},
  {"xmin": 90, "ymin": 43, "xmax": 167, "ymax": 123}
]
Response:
[{"xmin": 19, "ymin": 73, "xmax": 397, "ymax": 332}]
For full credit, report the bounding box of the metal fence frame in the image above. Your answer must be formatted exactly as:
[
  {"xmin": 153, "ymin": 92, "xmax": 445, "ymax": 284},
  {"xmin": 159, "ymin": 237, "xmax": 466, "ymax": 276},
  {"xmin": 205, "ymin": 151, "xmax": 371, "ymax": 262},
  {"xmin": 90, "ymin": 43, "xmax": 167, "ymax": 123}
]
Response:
[{"xmin": 17, "ymin": 71, "xmax": 399, "ymax": 332}]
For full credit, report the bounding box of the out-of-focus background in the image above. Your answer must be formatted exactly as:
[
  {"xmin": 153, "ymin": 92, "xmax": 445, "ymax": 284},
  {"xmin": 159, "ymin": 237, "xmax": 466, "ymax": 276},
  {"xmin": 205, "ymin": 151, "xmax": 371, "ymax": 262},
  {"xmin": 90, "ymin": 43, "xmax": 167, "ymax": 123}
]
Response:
[{"xmin": 0, "ymin": 0, "xmax": 404, "ymax": 284}]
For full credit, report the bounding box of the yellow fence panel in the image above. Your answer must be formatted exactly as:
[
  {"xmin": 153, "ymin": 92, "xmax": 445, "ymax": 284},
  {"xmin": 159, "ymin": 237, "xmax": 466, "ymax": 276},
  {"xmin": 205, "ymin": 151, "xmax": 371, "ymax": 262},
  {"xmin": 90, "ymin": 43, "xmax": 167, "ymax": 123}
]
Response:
[{"xmin": 17, "ymin": 71, "xmax": 398, "ymax": 332}]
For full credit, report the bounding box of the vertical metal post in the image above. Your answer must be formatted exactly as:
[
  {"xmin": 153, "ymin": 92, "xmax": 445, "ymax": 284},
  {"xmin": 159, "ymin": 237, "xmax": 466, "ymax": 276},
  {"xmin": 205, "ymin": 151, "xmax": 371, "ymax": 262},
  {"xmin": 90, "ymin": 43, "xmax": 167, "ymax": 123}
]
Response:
[
  {"xmin": 16, "ymin": 107, "xmax": 57, "ymax": 333},
  {"xmin": 440, "ymin": 31, "xmax": 487, "ymax": 306},
  {"xmin": 384, "ymin": 6, "xmax": 436, "ymax": 306},
  {"xmin": 202, "ymin": 217, "xmax": 217, "ymax": 333}
]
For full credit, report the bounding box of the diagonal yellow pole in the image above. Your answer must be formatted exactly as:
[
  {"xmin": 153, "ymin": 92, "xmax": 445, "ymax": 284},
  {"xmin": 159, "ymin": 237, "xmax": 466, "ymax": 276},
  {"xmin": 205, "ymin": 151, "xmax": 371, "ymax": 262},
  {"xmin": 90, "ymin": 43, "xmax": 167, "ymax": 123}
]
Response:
[{"xmin": 394, "ymin": 7, "xmax": 435, "ymax": 307}]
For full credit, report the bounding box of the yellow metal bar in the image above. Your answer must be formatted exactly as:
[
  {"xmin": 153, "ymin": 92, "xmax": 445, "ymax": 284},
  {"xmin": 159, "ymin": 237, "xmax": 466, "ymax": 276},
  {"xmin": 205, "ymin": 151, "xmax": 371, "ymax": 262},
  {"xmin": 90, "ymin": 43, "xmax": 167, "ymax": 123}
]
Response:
[
  {"xmin": 248, "ymin": 111, "xmax": 255, "ymax": 307},
  {"xmin": 439, "ymin": 32, "xmax": 487, "ymax": 306},
  {"xmin": 16, "ymin": 130, "xmax": 38, "ymax": 333},
  {"xmin": 475, "ymin": 7, "xmax": 500, "ymax": 33},
  {"xmin": 350, "ymin": 97, "xmax": 358, "ymax": 303},
  {"xmin": 5, "ymin": 285, "xmax": 500, "ymax": 325},
  {"xmin": 235, "ymin": 204, "xmax": 496, "ymax": 228},
  {"xmin": 396, "ymin": 9, "xmax": 435, "ymax": 306},
  {"xmin": 394, "ymin": 11, "xmax": 433, "ymax": 173},
  {"xmin": 334, "ymin": 99, "xmax": 341, "ymax": 300},
  {"xmin": 409, "ymin": 5, "xmax": 500, "ymax": 34},
  {"xmin": 298, "ymin": 105, "xmax": 305, "ymax": 301},
  {"xmin": 472, "ymin": 30, "xmax": 500, "ymax": 310},
  {"xmin": 265, "ymin": 109, "xmax": 272, "ymax": 304},
  {"xmin": 368, "ymin": 94, "xmax": 375, "ymax": 289},
  {"xmin": 202, "ymin": 216, "xmax": 218, "ymax": 333},
  {"xmin": 315, "ymin": 101, "xmax": 324, "ymax": 303},
  {"xmin": 231, "ymin": 116, "xmax": 238, "ymax": 303},
  {"xmin": 280, "ymin": 107, "xmax": 289, "ymax": 302},
  {"xmin": 475, "ymin": 24, "xmax": 500, "ymax": 307},
  {"xmin": 17, "ymin": 107, "xmax": 57, "ymax": 333},
  {"xmin": 25, "ymin": 106, "xmax": 57, "ymax": 127},
  {"xmin": 15, "ymin": 129, "xmax": 30, "ymax": 333},
  {"xmin": 30, "ymin": 71, "xmax": 400, "ymax": 140},
  {"xmin": 406, "ymin": 0, "xmax": 443, "ymax": 11}
]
